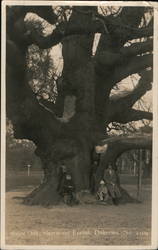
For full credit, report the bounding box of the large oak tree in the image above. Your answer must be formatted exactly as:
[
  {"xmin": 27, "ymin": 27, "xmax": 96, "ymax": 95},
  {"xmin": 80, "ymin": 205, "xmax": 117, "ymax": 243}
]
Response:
[{"xmin": 6, "ymin": 5, "xmax": 153, "ymax": 205}]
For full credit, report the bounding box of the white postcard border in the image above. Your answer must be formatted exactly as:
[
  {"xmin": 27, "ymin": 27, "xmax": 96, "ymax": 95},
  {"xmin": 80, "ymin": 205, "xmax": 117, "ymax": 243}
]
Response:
[{"xmin": 1, "ymin": 1, "xmax": 158, "ymax": 250}]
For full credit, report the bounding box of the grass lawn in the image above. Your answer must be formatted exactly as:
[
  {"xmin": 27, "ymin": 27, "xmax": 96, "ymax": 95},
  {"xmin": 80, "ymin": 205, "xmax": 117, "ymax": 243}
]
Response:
[{"xmin": 5, "ymin": 170, "xmax": 152, "ymax": 246}]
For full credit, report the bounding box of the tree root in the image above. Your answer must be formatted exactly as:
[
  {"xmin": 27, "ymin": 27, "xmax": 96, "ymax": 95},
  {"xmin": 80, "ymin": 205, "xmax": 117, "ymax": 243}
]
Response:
[
  {"xmin": 76, "ymin": 190, "xmax": 97, "ymax": 204},
  {"xmin": 22, "ymin": 184, "xmax": 140, "ymax": 207},
  {"xmin": 119, "ymin": 186, "xmax": 141, "ymax": 204},
  {"xmin": 23, "ymin": 182, "xmax": 61, "ymax": 207}
]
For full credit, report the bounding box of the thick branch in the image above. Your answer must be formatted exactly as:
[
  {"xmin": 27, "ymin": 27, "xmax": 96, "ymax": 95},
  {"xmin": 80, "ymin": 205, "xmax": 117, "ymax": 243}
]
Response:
[
  {"xmin": 6, "ymin": 34, "xmax": 62, "ymax": 149},
  {"xmin": 95, "ymin": 135, "xmax": 152, "ymax": 185},
  {"xmin": 107, "ymin": 70, "xmax": 152, "ymax": 123},
  {"xmin": 112, "ymin": 70, "xmax": 152, "ymax": 107},
  {"xmin": 111, "ymin": 7, "xmax": 153, "ymax": 46},
  {"xmin": 127, "ymin": 17, "xmax": 153, "ymax": 41},
  {"xmin": 24, "ymin": 6, "xmax": 58, "ymax": 24},
  {"xmin": 7, "ymin": 61, "xmax": 62, "ymax": 147},
  {"xmin": 28, "ymin": 20, "xmax": 103, "ymax": 49},
  {"xmin": 7, "ymin": 6, "xmax": 102, "ymax": 49},
  {"xmin": 96, "ymin": 6, "xmax": 151, "ymax": 55},
  {"xmin": 117, "ymin": 7, "xmax": 145, "ymax": 28},
  {"xmin": 94, "ymin": 46, "xmax": 152, "ymax": 129},
  {"xmin": 113, "ymin": 54, "xmax": 153, "ymax": 83},
  {"xmin": 128, "ymin": 25, "xmax": 153, "ymax": 40},
  {"xmin": 28, "ymin": 6, "xmax": 152, "ymax": 50},
  {"xmin": 95, "ymin": 39, "xmax": 153, "ymax": 67},
  {"xmin": 7, "ymin": 6, "xmax": 58, "ymax": 24},
  {"xmin": 120, "ymin": 39, "xmax": 153, "ymax": 57},
  {"xmin": 10, "ymin": 6, "xmax": 153, "ymax": 51},
  {"xmin": 94, "ymin": 39, "xmax": 152, "ymax": 127},
  {"xmin": 125, "ymin": 109, "xmax": 153, "ymax": 122},
  {"xmin": 109, "ymin": 109, "xmax": 152, "ymax": 124}
]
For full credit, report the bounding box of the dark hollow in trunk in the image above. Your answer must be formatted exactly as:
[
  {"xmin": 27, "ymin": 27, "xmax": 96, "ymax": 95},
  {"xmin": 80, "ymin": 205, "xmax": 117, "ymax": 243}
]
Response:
[{"xmin": 6, "ymin": 6, "xmax": 153, "ymax": 206}]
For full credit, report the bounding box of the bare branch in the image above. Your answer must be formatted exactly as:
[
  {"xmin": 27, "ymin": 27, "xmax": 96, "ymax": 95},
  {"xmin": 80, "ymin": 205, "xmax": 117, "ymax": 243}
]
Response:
[
  {"xmin": 125, "ymin": 109, "xmax": 153, "ymax": 122},
  {"xmin": 113, "ymin": 54, "xmax": 153, "ymax": 83},
  {"xmin": 129, "ymin": 25, "xmax": 153, "ymax": 40},
  {"xmin": 111, "ymin": 70, "xmax": 152, "ymax": 107},
  {"xmin": 109, "ymin": 109, "xmax": 152, "ymax": 124},
  {"xmin": 28, "ymin": 20, "xmax": 105, "ymax": 49},
  {"xmin": 7, "ymin": 6, "xmax": 102, "ymax": 49},
  {"xmin": 8, "ymin": 6, "xmax": 58, "ymax": 24},
  {"xmin": 120, "ymin": 39, "xmax": 153, "ymax": 57},
  {"xmin": 94, "ymin": 39, "xmax": 153, "ymax": 68},
  {"xmin": 96, "ymin": 7, "xmax": 153, "ymax": 55},
  {"xmin": 25, "ymin": 6, "xmax": 58, "ymax": 24},
  {"xmin": 111, "ymin": 7, "xmax": 153, "ymax": 45},
  {"xmin": 107, "ymin": 70, "xmax": 152, "ymax": 124}
]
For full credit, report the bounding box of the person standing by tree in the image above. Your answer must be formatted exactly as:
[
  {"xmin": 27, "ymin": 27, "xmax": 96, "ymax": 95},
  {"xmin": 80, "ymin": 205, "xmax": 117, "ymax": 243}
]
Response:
[
  {"xmin": 97, "ymin": 180, "xmax": 108, "ymax": 202},
  {"xmin": 59, "ymin": 174, "xmax": 77, "ymax": 205},
  {"xmin": 90, "ymin": 160, "xmax": 98, "ymax": 194},
  {"xmin": 57, "ymin": 164, "xmax": 67, "ymax": 192},
  {"xmin": 104, "ymin": 164, "xmax": 121, "ymax": 205}
]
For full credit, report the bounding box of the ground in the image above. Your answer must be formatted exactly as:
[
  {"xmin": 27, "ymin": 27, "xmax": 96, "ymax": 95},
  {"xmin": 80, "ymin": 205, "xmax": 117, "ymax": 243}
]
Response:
[{"xmin": 5, "ymin": 170, "xmax": 151, "ymax": 245}]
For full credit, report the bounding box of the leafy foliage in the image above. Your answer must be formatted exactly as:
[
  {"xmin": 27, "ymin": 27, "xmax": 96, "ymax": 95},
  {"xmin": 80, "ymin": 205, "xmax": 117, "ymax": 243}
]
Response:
[{"xmin": 26, "ymin": 19, "xmax": 58, "ymax": 102}]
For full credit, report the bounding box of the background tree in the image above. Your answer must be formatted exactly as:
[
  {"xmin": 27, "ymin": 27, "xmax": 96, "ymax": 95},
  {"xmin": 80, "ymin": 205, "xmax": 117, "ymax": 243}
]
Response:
[{"xmin": 6, "ymin": 5, "xmax": 153, "ymax": 205}]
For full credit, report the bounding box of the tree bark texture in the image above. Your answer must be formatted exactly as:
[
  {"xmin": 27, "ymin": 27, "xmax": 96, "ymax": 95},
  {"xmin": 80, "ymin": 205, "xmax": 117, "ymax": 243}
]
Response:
[{"xmin": 6, "ymin": 6, "xmax": 153, "ymax": 206}]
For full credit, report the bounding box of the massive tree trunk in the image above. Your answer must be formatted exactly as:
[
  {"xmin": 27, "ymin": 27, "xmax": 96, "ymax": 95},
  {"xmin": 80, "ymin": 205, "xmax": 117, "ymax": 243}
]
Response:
[{"xmin": 6, "ymin": 6, "xmax": 153, "ymax": 206}]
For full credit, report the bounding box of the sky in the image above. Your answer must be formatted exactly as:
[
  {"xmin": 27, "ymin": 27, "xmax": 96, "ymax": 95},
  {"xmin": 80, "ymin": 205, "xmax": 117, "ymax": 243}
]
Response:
[
  {"xmin": 26, "ymin": 10, "xmax": 152, "ymax": 115},
  {"xmin": 49, "ymin": 37, "xmax": 152, "ymax": 110}
]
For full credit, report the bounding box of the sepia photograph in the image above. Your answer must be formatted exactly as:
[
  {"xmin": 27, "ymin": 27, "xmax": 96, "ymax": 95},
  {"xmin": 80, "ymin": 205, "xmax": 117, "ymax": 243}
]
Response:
[{"xmin": 1, "ymin": 1, "xmax": 158, "ymax": 249}]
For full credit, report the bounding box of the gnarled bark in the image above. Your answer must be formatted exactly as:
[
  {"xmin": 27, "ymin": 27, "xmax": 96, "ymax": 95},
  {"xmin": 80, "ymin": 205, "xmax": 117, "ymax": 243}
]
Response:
[
  {"xmin": 95, "ymin": 135, "xmax": 152, "ymax": 188},
  {"xmin": 6, "ymin": 5, "xmax": 153, "ymax": 206}
]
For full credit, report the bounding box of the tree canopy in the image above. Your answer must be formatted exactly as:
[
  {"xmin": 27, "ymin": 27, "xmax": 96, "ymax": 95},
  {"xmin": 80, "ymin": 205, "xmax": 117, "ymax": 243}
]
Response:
[{"xmin": 6, "ymin": 5, "xmax": 153, "ymax": 205}]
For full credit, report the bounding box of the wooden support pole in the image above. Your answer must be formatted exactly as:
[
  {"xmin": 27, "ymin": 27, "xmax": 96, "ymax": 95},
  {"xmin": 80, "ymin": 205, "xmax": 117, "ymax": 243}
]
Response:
[
  {"xmin": 27, "ymin": 164, "xmax": 31, "ymax": 177},
  {"xmin": 134, "ymin": 161, "xmax": 136, "ymax": 176},
  {"xmin": 137, "ymin": 149, "xmax": 143, "ymax": 200}
]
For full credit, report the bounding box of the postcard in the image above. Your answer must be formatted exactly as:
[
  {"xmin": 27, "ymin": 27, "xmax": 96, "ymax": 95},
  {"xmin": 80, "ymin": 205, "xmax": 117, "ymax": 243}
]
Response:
[{"xmin": 1, "ymin": 1, "xmax": 158, "ymax": 249}]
